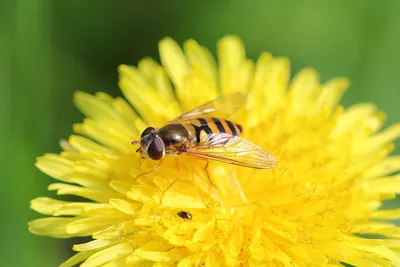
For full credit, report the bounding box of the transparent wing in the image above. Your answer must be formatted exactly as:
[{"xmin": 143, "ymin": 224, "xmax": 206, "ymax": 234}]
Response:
[
  {"xmin": 170, "ymin": 93, "xmax": 247, "ymax": 123},
  {"xmin": 184, "ymin": 133, "xmax": 278, "ymax": 169}
]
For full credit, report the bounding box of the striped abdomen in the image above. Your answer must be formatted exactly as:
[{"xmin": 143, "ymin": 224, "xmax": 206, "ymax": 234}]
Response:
[{"xmin": 184, "ymin": 117, "xmax": 243, "ymax": 143}]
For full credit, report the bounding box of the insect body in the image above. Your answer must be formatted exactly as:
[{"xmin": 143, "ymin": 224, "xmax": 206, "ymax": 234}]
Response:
[
  {"xmin": 133, "ymin": 93, "xmax": 277, "ymax": 169},
  {"xmin": 177, "ymin": 211, "xmax": 192, "ymax": 220},
  {"xmin": 158, "ymin": 117, "xmax": 243, "ymax": 152}
]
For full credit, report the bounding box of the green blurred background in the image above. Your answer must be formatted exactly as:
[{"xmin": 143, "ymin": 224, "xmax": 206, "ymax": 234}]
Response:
[{"xmin": 2, "ymin": 0, "xmax": 400, "ymax": 266}]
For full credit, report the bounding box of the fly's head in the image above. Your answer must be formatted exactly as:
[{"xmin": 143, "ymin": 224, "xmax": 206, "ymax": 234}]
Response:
[{"xmin": 132, "ymin": 127, "xmax": 165, "ymax": 161}]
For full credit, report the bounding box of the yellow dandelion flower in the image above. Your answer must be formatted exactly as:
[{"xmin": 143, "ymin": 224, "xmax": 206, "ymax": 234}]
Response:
[{"xmin": 29, "ymin": 36, "xmax": 400, "ymax": 267}]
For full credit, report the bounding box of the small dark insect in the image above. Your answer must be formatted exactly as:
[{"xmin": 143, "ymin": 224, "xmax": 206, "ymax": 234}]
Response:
[{"xmin": 177, "ymin": 211, "xmax": 192, "ymax": 220}]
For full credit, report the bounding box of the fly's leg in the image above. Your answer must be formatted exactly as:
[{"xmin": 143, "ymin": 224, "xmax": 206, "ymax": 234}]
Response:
[
  {"xmin": 198, "ymin": 160, "xmax": 220, "ymax": 208},
  {"xmin": 204, "ymin": 160, "xmax": 217, "ymax": 192},
  {"xmin": 204, "ymin": 159, "xmax": 249, "ymax": 209},
  {"xmin": 204, "ymin": 160, "xmax": 214, "ymax": 194},
  {"xmin": 134, "ymin": 158, "xmax": 164, "ymax": 181},
  {"xmin": 131, "ymin": 140, "xmax": 139, "ymax": 145},
  {"xmin": 159, "ymin": 157, "xmax": 180, "ymax": 204}
]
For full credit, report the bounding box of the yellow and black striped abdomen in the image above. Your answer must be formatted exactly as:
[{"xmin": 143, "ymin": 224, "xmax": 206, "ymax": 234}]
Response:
[{"xmin": 185, "ymin": 117, "xmax": 243, "ymax": 143}]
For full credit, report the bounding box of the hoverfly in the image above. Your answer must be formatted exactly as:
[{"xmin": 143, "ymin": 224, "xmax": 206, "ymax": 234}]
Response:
[{"xmin": 132, "ymin": 93, "xmax": 277, "ymax": 169}]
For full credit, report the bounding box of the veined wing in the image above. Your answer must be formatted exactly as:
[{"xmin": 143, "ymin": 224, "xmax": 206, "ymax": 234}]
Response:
[
  {"xmin": 184, "ymin": 133, "xmax": 278, "ymax": 169},
  {"xmin": 170, "ymin": 93, "xmax": 247, "ymax": 123}
]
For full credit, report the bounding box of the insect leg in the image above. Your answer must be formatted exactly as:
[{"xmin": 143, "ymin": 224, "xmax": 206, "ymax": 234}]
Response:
[
  {"xmin": 204, "ymin": 160, "xmax": 221, "ymax": 199},
  {"xmin": 159, "ymin": 157, "xmax": 181, "ymax": 204},
  {"xmin": 134, "ymin": 158, "xmax": 164, "ymax": 181},
  {"xmin": 204, "ymin": 160, "xmax": 216, "ymax": 188}
]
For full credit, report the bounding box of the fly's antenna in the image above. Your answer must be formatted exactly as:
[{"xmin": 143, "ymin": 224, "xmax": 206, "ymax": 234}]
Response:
[
  {"xmin": 131, "ymin": 140, "xmax": 141, "ymax": 153},
  {"xmin": 131, "ymin": 140, "xmax": 139, "ymax": 145}
]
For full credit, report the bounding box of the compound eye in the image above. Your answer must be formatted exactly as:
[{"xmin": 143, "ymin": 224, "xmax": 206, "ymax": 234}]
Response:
[
  {"xmin": 147, "ymin": 136, "xmax": 165, "ymax": 160},
  {"xmin": 141, "ymin": 127, "xmax": 156, "ymax": 138}
]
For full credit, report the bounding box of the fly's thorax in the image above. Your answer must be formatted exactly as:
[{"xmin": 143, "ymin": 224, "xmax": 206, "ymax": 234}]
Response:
[{"xmin": 158, "ymin": 124, "xmax": 190, "ymax": 147}]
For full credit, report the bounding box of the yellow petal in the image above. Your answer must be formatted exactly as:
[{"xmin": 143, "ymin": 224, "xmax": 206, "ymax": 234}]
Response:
[
  {"xmin": 264, "ymin": 58, "xmax": 290, "ymax": 107},
  {"xmin": 288, "ymin": 68, "xmax": 320, "ymax": 113},
  {"xmin": 81, "ymin": 242, "xmax": 133, "ymax": 267},
  {"xmin": 271, "ymin": 249, "xmax": 297, "ymax": 267},
  {"xmin": 66, "ymin": 214, "xmax": 124, "ymax": 235},
  {"xmin": 332, "ymin": 103, "xmax": 385, "ymax": 137},
  {"xmin": 35, "ymin": 154, "xmax": 73, "ymax": 182},
  {"xmin": 60, "ymin": 251, "xmax": 97, "ymax": 267},
  {"xmin": 176, "ymin": 65, "xmax": 218, "ymax": 111},
  {"xmin": 159, "ymin": 37, "xmax": 189, "ymax": 89},
  {"xmin": 324, "ymin": 242, "xmax": 394, "ymax": 267},
  {"xmin": 109, "ymin": 198, "xmax": 136, "ymax": 215},
  {"xmin": 218, "ymin": 35, "xmax": 246, "ymax": 94},
  {"xmin": 382, "ymin": 239, "xmax": 400, "ymax": 252},
  {"xmin": 48, "ymin": 183, "xmax": 119, "ymax": 203},
  {"xmin": 109, "ymin": 181, "xmax": 132, "ymax": 196},
  {"xmin": 347, "ymin": 242, "xmax": 400, "ymax": 267},
  {"xmin": 220, "ymin": 226, "xmax": 243, "ymax": 265},
  {"xmin": 92, "ymin": 225, "xmax": 122, "ymax": 240},
  {"xmin": 155, "ymin": 68, "xmax": 177, "ymax": 102},
  {"xmin": 28, "ymin": 217, "xmax": 76, "ymax": 238},
  {"xmin": 73, "ymin": 239, "xmax": 116, "ymax": 252},
  {"xmin": 37, "ymin": 153, "xmax": 113, "ymax": 190},
  {"xmin": 126, "ymin": 184, "xmax": 155, "ymax": 203},
  {"xmin": 53, "ymin": 202, "xmax": 114, "ymax": 217},
  {"xmin": 347, "ymin": 144, "xmax": 393, "ymax": 178},
  {"xmin": 365, "ymin": 156, "xmax": 400, "ymax": 179},
  {"xmin": 137, "ymin": 57, "xmax": 159, "ymax": 88},
  {"xmin": 192, "ymin": 220, "xmax": 215, "ymax": 243},
  {"xmin": 317, "ymin": 77, "xmax": 349, "ymax": 111},
  {"xmin": 367, "ymin": 175, "xmax": 400, "ymax": 195},
  {"xmin": 372, "ymin": 208, "xmax": 400, "ymax": 220},
  {"xmin": 288, "ymin": 245, "xmax": 328, "ymax": 265},
  {"xmin": 134, "ymin": 240, "xmax": 186, "ymax": 262},
  {"xmin": 59, "ymin": 139, "xmax": 76, "ymax": 152},
  {"xmin": 94, "ymin": 224, "xmax": 148, "ymax": 242},
  {"xmin": 251, "ymin": 56, "xmax": 290, "ymax": 117},
  {"xmin": 352, "ymin": 221, "xmax": 400, "ymax": 237},
  {"xmin": 247, "ymin": 52, "xmax": 274, "ymax": 127},
  {"xmin": 101, "ymin": 258, "xmax": 128, "ymax": 267},
  {"xmin": 177, "ymin": 257, "xmax": 195, "ymax": 267},
  {"xmin": 361, "ymin": 123, "xmax": 400, "ymax": 155},
  {"xmin": 73, "ymin": 91, "xmax": 121, "ymax": 123},
  {"xmin": 73, "ymin": 119, "xmax": 134, "ymax": 154},
  {"xmin": 252, "ymin": 52, "xmax": 273, "ymax": 94},
  {"xmin": 68, "ymin": 135, "xmax": 116, "ymax": 155},
  {"xmin": 184, "ymin": 39, "xmax": 217, "ymax": 80},
  {"xmin": 30, "ymin": 197, "xmax": 67, "ymax": 215},
  {"xmin": 238, "ymin": 59, "xmax": 254, "ymax": 93},
  {"xmin": 112, "ymin": 97, "xmax": 146, "ymax": 134},
  {"xmin": 125, "ymin": 253, "xmax": 153, "ymax": 266},
  {"xmin": 161, "ymin": 190, "xmax": 206, "ymax": 209},
  {"xmin": 205, "ymin": 252, "xmax": 219, "ymax": 267},
  {"xmin": 73, "ymin": 160, "xmax": 108, "ymax": 179},
  {"xmin": 118, "ymin": 64, "xmax": 180, "ymax": 126}
]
